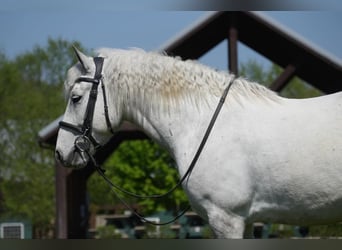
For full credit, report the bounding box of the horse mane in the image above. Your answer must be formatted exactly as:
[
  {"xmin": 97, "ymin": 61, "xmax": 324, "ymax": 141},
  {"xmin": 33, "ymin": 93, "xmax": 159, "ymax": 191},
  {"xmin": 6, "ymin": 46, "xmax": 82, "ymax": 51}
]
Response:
[{"xmin": 65, "ymin": 48, "xmax": 280, "ymax": 116}]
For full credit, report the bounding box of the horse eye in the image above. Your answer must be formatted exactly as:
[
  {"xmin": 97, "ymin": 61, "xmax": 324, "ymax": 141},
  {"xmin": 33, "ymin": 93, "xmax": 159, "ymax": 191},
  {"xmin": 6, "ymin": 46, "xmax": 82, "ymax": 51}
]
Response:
[{"xmin": 71, "ymin": 95, "xmax": 82, "ymax": 104}]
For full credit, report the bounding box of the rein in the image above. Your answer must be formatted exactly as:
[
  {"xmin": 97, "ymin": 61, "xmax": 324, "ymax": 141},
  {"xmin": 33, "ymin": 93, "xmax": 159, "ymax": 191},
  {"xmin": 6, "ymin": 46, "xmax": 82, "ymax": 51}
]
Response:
[{"xmin": 59, "ymin": 56, "xmax": 235, "ymax": 226}]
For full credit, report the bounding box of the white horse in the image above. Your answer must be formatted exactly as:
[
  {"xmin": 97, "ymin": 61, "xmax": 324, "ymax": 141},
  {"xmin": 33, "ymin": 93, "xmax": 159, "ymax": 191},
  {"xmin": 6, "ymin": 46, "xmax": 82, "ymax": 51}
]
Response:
[{"xmin": 55, "ymin": 47, "xmax": 342, "ymax": 238}]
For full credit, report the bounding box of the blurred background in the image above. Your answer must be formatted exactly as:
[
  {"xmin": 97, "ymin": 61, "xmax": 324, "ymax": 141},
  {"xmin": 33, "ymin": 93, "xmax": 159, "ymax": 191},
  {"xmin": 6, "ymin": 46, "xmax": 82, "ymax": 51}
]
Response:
[{"xmin": 0, "ymin": 2, "xmax": 342, "ymax": 239}]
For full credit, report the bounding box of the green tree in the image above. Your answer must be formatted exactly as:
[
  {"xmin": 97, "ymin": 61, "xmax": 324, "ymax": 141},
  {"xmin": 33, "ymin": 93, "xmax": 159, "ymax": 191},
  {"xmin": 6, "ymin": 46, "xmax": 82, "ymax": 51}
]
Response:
[
  {"xmin": 240, "ymin": 60, "xmax": 322, "ymax": 98},
  {"xmin": 0, "ymin": 38, "xmax": 85, "ymax": 238},
  {"xmin": 96, "ymin": 225, "xmax": 122, "ymax": 239},
  {"xmin": 88, "ymin": 140, "xmax": 188, "ymax": 215}
]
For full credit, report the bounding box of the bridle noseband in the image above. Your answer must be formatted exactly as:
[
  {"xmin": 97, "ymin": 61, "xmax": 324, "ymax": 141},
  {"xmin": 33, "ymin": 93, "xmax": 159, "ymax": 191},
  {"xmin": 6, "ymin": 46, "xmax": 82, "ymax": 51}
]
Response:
[{"xmin": 59, "ymin": 57, "xmax": 114, "ymax": 157}]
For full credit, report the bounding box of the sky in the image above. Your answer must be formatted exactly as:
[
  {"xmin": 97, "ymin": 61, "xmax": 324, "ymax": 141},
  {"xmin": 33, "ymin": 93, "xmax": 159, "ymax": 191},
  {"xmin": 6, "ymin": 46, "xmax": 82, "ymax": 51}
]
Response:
[{"xmin": 0, "ymin": 2, "xmax": 341, "ymax": 72}]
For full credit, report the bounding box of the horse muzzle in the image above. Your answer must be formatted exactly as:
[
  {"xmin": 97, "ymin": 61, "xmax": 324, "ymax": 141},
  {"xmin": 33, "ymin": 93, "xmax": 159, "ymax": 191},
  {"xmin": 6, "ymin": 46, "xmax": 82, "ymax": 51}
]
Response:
[{"xmin": 55, "ymin": 144, "xmax": 90, "ymax": 169}]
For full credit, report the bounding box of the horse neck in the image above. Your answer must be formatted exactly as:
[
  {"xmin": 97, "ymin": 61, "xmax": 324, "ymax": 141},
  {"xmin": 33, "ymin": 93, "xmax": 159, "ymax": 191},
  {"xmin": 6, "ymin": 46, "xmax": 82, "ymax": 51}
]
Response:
[
  {"xmin": 122, "ymin": 92, "xmax": 218, "ymax": 167},
  {"xmin": 110, "ymin": 56, "xmax": 222, "ymax": 170}
]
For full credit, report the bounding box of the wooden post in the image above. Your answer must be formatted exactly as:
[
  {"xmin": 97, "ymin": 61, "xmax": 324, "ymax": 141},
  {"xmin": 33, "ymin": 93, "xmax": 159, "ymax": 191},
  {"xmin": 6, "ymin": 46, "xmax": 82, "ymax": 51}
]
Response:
[
  {"xmin": 55, "ymin": 162, "xmax": 69, "ymax": 239},
  {"xmin": 269, "ymin": 63, "xmax": 298, "ymax": 92},
  {"xmin": 228, "ymin": 16, "xmax": 238, "ymax": 75},
  {"xmin": 67, "ymin": 169, "xmax": 89, "ymax": 239}
]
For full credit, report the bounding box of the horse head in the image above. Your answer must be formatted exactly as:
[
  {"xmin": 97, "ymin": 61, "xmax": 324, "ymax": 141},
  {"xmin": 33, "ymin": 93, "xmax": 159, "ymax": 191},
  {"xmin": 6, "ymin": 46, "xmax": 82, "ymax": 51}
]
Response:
[{"xmin": 55, "ymin": 47, "xmax": 119, "ymax": 168}]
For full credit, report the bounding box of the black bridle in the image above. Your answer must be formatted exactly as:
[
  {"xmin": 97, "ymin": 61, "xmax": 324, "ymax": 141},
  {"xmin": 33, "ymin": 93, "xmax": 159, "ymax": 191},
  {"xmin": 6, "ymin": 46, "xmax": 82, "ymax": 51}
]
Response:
[
  {"xmin": 58, "ymin": 56, "xmax": 235, "ymax": 226},
  {"xmin": 59, "ymin": 57, "xmax": 114, "ymax": 158}
]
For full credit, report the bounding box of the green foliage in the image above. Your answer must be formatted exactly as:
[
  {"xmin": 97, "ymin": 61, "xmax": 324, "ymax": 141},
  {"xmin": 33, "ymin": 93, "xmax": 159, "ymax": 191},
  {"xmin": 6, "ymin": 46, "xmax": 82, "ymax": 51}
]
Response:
[
  {"xmin": 240, "ymin": 59, "xmax": 281, "ymax": 87},
  {"xmin": 281, "ymin": 78, "xmax": 321, "ymax": 98},
  {"xmin": 201, "ymin": 225, "xmax": 215, "ymax": 238},
  {"xmin": 0, "ymin": 38, "xmax": 84, "ymax": 238},
  {"xmin": 88, "ymin": 140, "xmax": 188, "ymax": 215},
  {"xmin": 268, "ymin": 224, "xmax": 296, "ymax": 238},
  {"xmin": 308, "ymin": 223, "xmax": 342, "ymax": 238},
  {"xmin": 96, "ymin": 225, "xmax": 122, "ymax": 239},
  {"xmin": 240, "ymin": 60, "xmax": 322, "ymax": 98},
  {"xmin": 141, "ymin": 224, "xmax": 176, "ymax": 239}
]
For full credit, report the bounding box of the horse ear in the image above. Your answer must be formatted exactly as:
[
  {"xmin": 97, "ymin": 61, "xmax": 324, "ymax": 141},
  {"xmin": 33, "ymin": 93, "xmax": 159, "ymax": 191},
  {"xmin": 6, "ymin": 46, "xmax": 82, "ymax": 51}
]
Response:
[{"xmin": 72, "ymin": 46, "xmax": 92, "ymax": 72}]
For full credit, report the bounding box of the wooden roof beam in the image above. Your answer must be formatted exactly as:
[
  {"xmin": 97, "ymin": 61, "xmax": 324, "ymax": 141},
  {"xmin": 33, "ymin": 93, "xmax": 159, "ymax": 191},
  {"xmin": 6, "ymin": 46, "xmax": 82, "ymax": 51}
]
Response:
[{"xmin": 270, "ymin": 63, "xmax": 299, "ymax": 92}]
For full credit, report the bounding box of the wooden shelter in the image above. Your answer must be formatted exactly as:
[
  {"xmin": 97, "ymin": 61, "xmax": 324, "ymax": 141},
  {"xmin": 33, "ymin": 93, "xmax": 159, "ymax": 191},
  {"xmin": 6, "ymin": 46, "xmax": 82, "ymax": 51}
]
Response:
[{"xmin": 38, "ymin": 11, "xmax": 342, "ymax": 238}]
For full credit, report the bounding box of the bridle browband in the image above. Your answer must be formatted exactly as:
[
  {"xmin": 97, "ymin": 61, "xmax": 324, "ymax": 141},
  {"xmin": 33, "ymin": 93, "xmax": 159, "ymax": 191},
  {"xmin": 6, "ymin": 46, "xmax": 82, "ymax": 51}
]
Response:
[{"xmin": 58, "ymin": 56, "xmax": 236, "ymax": 226}]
